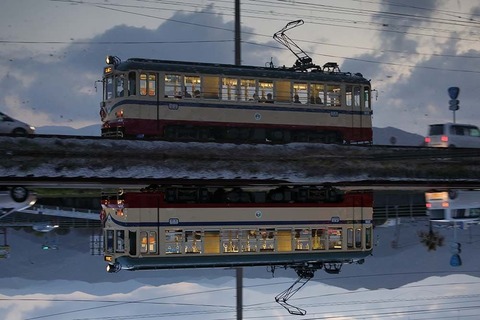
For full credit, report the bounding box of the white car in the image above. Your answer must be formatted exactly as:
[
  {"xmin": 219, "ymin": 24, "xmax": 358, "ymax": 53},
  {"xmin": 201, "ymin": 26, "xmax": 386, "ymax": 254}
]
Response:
[
  {"xmin": 425, "ymin": 189, "xmax": 480, "ymax": 226},
  {"xmin": 0, "ymin": 111, "xmax": 35, "ymax": 135},
  {"xmin": 425, "ymin": 123, "xmax": 480, "ymax": 148},
  {"xmin": 0, "ymin": 186, "xmax": 37, "ymax": 218}
]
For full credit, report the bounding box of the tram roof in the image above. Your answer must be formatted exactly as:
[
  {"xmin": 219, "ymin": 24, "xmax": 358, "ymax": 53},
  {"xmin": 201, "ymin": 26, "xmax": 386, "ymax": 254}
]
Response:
[{"xmin": 115, "ymin": 58, "xmax": 371, "ymax": 84}]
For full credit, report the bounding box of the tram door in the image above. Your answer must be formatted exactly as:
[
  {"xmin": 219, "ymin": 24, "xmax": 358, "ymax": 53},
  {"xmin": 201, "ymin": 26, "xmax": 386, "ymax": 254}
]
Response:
[
  {"xmin": 347, "ymin": 85, "xmax": 371, "ymax": 143},
  {"xmin": 347, "ymin": 193, "xmax": 364, "ymax": 250}
]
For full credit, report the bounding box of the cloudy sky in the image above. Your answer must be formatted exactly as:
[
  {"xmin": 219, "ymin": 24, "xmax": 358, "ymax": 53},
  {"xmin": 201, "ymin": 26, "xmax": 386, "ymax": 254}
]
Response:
[
  {"xmin": 2, "ymin": 223, "xmax": 480, "ymax": 320},
  {"xmin": 1, "ymin": 0, "xmax": 480, "ymax": 135}
]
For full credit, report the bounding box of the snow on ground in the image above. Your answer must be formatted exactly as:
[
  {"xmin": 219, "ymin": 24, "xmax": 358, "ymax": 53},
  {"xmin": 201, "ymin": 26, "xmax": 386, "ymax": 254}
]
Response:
[{"xmin": 2, "ymin": 136, "xmax": 479, "ymax": 183}]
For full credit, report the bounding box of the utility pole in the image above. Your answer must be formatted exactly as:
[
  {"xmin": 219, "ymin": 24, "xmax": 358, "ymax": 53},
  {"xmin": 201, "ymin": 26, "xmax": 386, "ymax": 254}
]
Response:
[
  {"xmin": 235, "ymin": 0, "xmax": 241, "ymax": 66},
  {"xmin": 234, "ymin": 4, "xmax": 243, "ymax": 319},
  {"xmin": 236, "ymin": 267, "xmax": 243, "ymax": 320}
]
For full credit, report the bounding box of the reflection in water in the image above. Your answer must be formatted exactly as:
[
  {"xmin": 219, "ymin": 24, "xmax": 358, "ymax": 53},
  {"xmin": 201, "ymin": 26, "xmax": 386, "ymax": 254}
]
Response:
[
  {"xmin": 2, "ymin": 185, "xmax": 480, "ymax": 318},
  {"xmin": 101, "ymin": 185, "xmax": 373, "ymax": 315}
]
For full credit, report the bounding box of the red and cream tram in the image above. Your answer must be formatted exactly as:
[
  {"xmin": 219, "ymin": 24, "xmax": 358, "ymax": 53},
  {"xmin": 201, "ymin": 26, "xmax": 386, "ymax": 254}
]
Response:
[
  {"xmin": 102, "ymin": 185, "xmax": 373, "ymax": 273},
  {"xmin": 100, "ymin": 56, "xmax": 372, "ymax": 144}
]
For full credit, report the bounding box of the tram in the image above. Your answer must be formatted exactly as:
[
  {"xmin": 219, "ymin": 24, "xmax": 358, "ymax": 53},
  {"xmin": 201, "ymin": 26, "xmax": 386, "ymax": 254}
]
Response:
[
  {"xmin": 102, "ymin": 185, "xmax": 373, "ymax": 274},
  {"xmin": 99, "ymin": 21, "xmax": 373, "ymax": 144}
]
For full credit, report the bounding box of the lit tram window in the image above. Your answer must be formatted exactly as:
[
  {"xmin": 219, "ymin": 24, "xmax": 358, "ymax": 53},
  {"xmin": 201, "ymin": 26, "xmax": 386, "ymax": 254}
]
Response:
[
  {"xmin": 148, "ymin": 74, "xmax": 156, "ymax": 96},
  {"xmin": 328, "ymin": 227, "xmax": 343, "ymax": 249},
  {"xmin": 222, "ymin": 229, "xmax": 240, "ymax": 253},
  {"xmin": 293, "ymin": 82, "xmax": 308, "ymax": 104},
  {"xmin": 185, "ymin": 231, "xmax": 202, "ymax": 253},
  {"xmin": 140, "ymin": 74, "xmax": 147, "ymax": 96},
  {"xmin": 222, "ymin": 78, "xmax": 238, "ymax": 101},
  {"xmin": 185, "ymin": 75, "xmax": 201, "ymax": 98},
  {"xmin": 148, "ymin": 231, "xmax": 157, "ymax": 253},
  {"xmin": 140, "ymin": 231, "xmax": 148, "ymax": 253},
  {"xmin": 164, "ymin": 74, "xmax": 181, "ymax": 98},
  {"xmin": 309, "ymin": 83, "xmax": 324, "ymax": 105},
  {"xmin": 240, "ymin": 79, "xmax": 256, "ymax": 101},
  {"xmin": 275, "ymin": 80, "xmax": 290, "ymax": 103},
  {"xmin": 312, "ymin": 228, "xmax": 326, "ymax": 250},
  {"xmin": 326, "ymin": 84, "xmax": 341, "ymax": 107},
  {"xmin": 240, "ymin": 230, "xmax": 257, "ymax": 252},
  {"xmin": 258, "ymin": 80, "xmax": 273, "ymax": 102},
  {"xmin": 203, "ymin": 76, "xmax": 220, "ymax": 99},
  {"xmin": 165, "ymin": 229, "xmax": 182, "ymax": 254}
]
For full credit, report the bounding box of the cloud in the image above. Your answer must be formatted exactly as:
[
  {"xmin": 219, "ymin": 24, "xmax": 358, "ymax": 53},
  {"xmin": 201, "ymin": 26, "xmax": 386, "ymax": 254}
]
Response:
[
  {"xmin": 339, "ymin": 2, "xmax": 480, "ymax": 134},
  {"xmin": 0, "ymin": 6, "xmax": 278, "ymax": 128}
]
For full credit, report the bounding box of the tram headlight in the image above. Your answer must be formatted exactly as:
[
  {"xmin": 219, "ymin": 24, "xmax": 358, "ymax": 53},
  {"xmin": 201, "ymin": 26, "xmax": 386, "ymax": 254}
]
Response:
[{"xmin": 105, "ymin": 55, "xmax": 120, "ymax": 66}]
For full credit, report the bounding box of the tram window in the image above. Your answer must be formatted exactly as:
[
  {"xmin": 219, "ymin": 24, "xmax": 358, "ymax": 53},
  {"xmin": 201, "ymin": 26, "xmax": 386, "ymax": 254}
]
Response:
[
  {"xmin": 105, "ymin": 230, "xmax": 114, "ymax": 253},
  {"xmin": 364, "ymin": 87, "xmax": 371, "ymax": 109},
  {"xmin": 140, "ymin": 231, "xmax": 148, "ymax": 253},
  {"xmin": 222, "ymin": 77, "xmax": 238, "ymax": 101},
  {"xmin": 165, "ymin": 229, "xmax": 182, "ymax": 254},
  {"xmin": 309, "ymin": 83, "xmax": 324, "ymax": 105},
  {"xmin": 355, "ymin": 228, "xmax": 362, "ymax": 248},
  {"xmin": 346, "ymin": 86, "xmax": 352, "ymax": 107},
  {"xmin": 354, "ymin": 86, "xmax": 361, "ymax": 107},
  {"xmin": 326, "ymin": 84, "xmax": 341, "ymax": 107},
  {"xmin": 312, "ymin": 228, "xmax": 326, "ymax": 250},
  {"xmin": 185, "ymin": 231, "xmax": 202, "ymax": 253},
  {"xmin": 240, "ymin": 230, "xmax": 257, "ymax": 252},
  {"xmin": 365, "ymin": 227, "xmax": 372, "ymax": 249},
  {"xmin": 347, "ymin": 228, "xmax": 362, "ymax": 248},
  {"xmin": 164, "ymin": 74, "xmax": 182, "ymax": 98},
  {"xmin": 140, "ymin": 74, "xmax": 147, "ymax": 96},
  {"xmin": 328, "ymin": 227, "xmax": 342, "ymax": 250},
  {"xmin": 294, "ymin": 228, "xmax": 310, "ymax": 251},
  {"xmin": 185, "ymin": 75, "xmax": 201, "ymax": 98},
  {"xmin": 277, "ymin": 229, "xmax": 292, "ymax": 252},
  {"xmin": 293, "ymin": 82, "xmax": 308, "ymax": 104},
  {"xmin": 258, "ymin": 80, "xmax": 273, "ymax": 102},
  {"xmin": 275, "ymin": 80, "xmax": 290, "ymax": 103},
  {"xmin": 115, "ymin": 74, "xmax": 125, "ymax": 98},
  {"xmin": 222, "ymin": 229, "xmax": 240, "ymax": 253},
  {"xmin": 204, "ymin": 231, "xmax": 220, "ymax": 254},
  {"xmin": 116, "ymin": 230, "xmax": 125, "ymax": 252},
  {"xmin": 259, "ymin": 228, "xmax": 275, "ymax": 251},
  {"xmin": 240, "ymin": 79, "xmax": 256, "ymax": 101},
  {"xmin": 105, "ymin": 76, "xmax": 113, "ymax": 100},
  {"xmin": 128, "ymin": 72, "xmax": 136, "ymax": 96},
  {"xmin": 129, "ymin": 231, "xmax": 137, "ymax": 256},
  {"xmin": 148, "ymin": 74, "xmax": 156, "ymax": 96},
  {"xmin": 149, "ymin": 231, "xmax": 157, "ymax": 254},
  {"xmin": 203, "ymin": 76, "xmax": 219, "ymax": 99},
  {"xmin": 347, "ymin": 228, "xmax": 354, "ymax": 248}
]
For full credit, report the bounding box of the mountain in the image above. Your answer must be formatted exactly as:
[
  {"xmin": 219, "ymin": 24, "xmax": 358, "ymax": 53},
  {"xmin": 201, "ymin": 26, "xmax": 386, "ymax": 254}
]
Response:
[
  {"xmin": 36, "ymin": 124, "xmax": 100, "ymax": 136},
  {"xmin": 35, "ymin": 124, "xmax": 425, "ymax": 146},
  {"xmin": 373, "ymin": 126, "xmax": 424, "ymax": 146}
]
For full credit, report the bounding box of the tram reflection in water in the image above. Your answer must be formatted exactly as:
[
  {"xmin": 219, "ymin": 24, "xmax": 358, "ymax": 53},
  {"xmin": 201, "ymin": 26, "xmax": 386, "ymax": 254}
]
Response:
[
  {"xmin": 102, "ymin": 185, "xmax": 373, "ymax": 273},
  {"xmin": 101, "ymin": 185, "xmax": 373, "ymax": 315}
]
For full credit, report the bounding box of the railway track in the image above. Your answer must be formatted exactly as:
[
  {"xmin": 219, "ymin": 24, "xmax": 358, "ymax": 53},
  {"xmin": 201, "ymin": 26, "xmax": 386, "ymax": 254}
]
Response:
[
  {"xmin": 1, "ymin": 134, "xmax": 480, "ymax": 184},
  {"xmin": 1, "ymin": 133, "xmax": 477, "ymax": 157}
]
